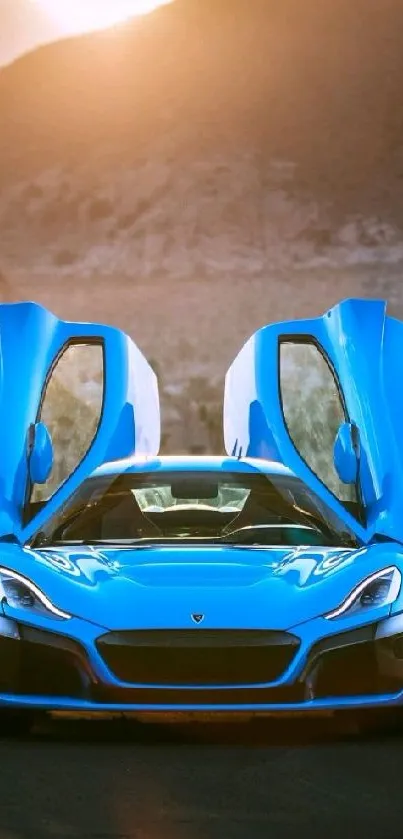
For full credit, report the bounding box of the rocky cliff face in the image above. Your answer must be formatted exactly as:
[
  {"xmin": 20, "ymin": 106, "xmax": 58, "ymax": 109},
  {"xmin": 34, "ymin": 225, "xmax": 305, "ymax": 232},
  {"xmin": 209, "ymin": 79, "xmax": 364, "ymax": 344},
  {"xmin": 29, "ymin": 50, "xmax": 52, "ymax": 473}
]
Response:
[
  {"xmin": 2, "ymin": 0, "xmax": 403, "ymax": 277},
  {"xmin": 3, "ymin": 153, "xmax": 403, "ymax": 282}
]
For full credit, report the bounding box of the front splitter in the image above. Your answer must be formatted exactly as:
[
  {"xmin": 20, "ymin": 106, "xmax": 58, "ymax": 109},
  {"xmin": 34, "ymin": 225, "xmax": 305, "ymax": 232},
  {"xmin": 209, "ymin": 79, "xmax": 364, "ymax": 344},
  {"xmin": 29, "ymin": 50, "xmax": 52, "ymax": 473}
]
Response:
[{"xmin": 0, "ymin": 691, "xmax": 403, "ymax": 714}]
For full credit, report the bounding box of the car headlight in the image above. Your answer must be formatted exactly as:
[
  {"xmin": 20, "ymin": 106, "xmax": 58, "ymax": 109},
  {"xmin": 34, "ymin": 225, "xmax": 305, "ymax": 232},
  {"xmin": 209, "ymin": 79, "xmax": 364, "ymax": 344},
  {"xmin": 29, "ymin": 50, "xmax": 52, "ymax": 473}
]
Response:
[
  {"xmin": 324, "ymin": 566, "xmax": 402, "ymax": 620},
  {"xmin": 0, "ymin": 568, "xmax": 71, "ymax": 620}
]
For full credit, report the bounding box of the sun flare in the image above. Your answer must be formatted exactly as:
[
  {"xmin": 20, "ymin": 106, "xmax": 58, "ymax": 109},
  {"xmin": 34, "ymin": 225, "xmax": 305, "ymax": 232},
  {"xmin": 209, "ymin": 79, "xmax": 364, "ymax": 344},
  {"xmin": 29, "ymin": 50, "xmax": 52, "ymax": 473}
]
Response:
[{"xmin": 37, "ymin": 0, "xmax": 173, "ymax": 35}]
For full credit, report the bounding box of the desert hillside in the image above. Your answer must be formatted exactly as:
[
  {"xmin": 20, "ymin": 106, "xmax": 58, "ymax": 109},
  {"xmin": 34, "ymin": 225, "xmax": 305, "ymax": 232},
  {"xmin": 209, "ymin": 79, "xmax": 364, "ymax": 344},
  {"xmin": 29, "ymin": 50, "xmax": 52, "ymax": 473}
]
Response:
[{"xmin": 1, "ymin": 0, "xmax": 403, "ymax": 451}]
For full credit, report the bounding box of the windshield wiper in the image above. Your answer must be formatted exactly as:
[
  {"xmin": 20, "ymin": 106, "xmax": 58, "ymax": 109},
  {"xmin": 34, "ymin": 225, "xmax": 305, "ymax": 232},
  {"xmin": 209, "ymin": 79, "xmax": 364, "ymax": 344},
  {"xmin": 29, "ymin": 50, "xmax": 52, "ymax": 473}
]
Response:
[{"xmin": 218, "ymin": 523, "xmax": 338, "ymax": 547}]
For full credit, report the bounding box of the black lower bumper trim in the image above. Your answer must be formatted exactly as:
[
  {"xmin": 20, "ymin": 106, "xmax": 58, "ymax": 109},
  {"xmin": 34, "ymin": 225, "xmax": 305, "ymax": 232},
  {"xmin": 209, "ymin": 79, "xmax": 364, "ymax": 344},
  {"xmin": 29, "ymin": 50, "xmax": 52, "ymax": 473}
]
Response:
[
  {"xmin": 0, "ymin": 626, "xmax": 93, "ymax": 699},
  {"xmin": 305, "ymin": 624, "xmax": 403, "ymax": 699},
  {"xmin": 1, "ymin": 620, "xmax": 403, "ymax": 708},
  {"xmin": 92, "ymin": 683, "xmax": 306, "ymax": 706}
]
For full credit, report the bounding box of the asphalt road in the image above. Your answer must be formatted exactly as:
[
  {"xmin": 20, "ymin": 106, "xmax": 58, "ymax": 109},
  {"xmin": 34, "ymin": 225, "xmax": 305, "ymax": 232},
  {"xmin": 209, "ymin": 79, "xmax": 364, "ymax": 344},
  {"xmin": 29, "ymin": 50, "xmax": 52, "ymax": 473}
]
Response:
[{"xmin": 1, "ymin": 715, "xmax": 403, "ymax": 839}]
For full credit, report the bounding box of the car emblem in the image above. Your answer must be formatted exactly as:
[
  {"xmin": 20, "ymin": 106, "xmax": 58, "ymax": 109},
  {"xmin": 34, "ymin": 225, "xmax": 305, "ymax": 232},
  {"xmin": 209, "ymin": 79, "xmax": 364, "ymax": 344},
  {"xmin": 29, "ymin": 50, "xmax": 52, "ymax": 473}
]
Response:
[{"xmin": 191, "ymin": 613, "xmax": 204, "ymax": 624}]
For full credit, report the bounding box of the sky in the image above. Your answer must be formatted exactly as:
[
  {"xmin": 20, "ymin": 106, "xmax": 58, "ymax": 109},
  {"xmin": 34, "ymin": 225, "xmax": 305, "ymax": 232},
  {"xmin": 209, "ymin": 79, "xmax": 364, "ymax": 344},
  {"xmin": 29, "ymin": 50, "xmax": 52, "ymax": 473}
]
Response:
[{"xmin": 0, "ymin": 0, "xmax": 173, "ymax": 66}]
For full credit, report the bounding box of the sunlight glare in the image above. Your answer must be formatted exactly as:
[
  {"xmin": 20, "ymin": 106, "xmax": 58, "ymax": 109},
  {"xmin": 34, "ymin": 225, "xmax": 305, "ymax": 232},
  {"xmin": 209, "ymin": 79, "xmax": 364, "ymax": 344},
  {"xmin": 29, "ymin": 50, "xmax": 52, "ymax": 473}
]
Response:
[{"xmin": 37, "ymin": 0, "xmax": 173, "ymax": 35}]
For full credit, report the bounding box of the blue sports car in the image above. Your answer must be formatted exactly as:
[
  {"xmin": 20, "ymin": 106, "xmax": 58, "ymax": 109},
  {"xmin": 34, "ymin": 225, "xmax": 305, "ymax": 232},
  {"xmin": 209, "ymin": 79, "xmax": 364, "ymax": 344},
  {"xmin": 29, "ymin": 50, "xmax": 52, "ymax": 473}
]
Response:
[{"xmin": 0, "ymin": 297, "xmax": 403, "ymax": 732}]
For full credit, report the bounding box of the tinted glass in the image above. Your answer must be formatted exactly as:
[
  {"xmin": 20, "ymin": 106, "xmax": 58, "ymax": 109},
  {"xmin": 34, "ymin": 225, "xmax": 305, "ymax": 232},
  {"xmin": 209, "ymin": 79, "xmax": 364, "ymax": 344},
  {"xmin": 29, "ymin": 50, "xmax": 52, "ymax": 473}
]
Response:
[
  {"xmin": 279, "ymin": 341, "xmax": 357, "ymax": 504},
  {"xmin": 31, "ymin": 342, "xmax": 104, "ymax": 502},
  {"xmin": 31, "ymin": 469, "xmax": 358, "ymax": 548}
]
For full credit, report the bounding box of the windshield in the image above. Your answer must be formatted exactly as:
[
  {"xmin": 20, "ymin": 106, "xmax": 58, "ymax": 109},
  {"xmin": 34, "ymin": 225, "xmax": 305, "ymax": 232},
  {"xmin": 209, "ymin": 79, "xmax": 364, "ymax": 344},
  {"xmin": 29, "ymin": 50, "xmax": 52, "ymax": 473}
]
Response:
[{"xmin": 30, "ymin": 469, "xmax": 358, "ymax": 548}]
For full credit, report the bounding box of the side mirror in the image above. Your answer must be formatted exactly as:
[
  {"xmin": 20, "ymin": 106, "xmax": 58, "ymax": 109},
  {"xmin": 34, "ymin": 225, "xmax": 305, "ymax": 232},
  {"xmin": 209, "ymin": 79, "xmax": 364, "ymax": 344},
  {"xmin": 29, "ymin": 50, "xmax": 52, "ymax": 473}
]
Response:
[
  {"xmin": 333, "ymin": 421, "xmax": 360, "ymax": 485},
  {"xmin": 28, "ymin": 422, "xmax": 54, "ymax": 485}
]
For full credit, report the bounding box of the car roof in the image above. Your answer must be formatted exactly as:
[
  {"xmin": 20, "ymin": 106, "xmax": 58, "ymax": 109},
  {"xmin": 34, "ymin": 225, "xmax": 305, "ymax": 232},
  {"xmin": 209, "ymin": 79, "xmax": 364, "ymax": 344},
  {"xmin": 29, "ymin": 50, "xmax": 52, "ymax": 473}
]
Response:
[{"xmin": 92, "ymin": 455, "xmax": 294, "ymax": 479}]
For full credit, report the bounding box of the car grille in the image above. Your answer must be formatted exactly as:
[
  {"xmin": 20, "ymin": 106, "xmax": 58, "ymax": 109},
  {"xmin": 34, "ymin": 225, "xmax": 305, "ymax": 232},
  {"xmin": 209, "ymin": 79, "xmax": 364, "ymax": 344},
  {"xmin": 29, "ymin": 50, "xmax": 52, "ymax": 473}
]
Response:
[{"xmin": 96, "ymin": 630, "xmax": 300, "ymax": 686}]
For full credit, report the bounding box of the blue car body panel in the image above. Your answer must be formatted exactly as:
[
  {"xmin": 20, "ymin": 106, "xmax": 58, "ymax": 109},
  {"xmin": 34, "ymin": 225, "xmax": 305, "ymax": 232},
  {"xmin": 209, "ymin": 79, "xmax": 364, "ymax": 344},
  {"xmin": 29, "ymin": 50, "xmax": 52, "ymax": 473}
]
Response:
[
  {"xmin": 224, "ymin": 297, "xmax": 403, "ymax": 545},
  {"xmin": 1, "ymin": 299, "xmax": 403, "ymax": 713},
  {"xmin": 0, "ymin": 301, "xmax": 160, "ymax": 543},
  {"xmin": 5, "ymin": 532, "xmax": 398, "ymax": 631}
]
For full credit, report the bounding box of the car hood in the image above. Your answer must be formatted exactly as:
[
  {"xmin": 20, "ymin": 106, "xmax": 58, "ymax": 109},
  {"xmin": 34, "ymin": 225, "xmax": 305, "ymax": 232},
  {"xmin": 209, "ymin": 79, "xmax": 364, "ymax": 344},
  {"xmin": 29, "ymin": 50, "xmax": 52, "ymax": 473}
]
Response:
[{"xmin": 3, "ymin": 542, "xmax": 402, "ymax": 631}]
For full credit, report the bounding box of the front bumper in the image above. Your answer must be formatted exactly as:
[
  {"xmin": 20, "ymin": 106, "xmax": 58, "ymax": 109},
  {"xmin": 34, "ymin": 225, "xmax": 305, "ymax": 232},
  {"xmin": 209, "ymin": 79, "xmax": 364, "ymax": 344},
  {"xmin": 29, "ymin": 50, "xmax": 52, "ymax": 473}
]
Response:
[{"xmin": 2, "ymin": 616, "xmax": 403, "ymax": 713}]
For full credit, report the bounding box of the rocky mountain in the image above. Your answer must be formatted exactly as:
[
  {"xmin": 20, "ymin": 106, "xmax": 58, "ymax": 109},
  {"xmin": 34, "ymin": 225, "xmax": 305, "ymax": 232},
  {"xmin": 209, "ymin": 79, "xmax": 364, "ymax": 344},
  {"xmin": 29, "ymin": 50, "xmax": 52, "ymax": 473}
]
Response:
[
  {"xmin": 1, "ymin": 0, "xmax": 403, "ymax": 279},
  {"xmin": 1, "ymin": 0, "xmax": 403, "ymax": 451}
]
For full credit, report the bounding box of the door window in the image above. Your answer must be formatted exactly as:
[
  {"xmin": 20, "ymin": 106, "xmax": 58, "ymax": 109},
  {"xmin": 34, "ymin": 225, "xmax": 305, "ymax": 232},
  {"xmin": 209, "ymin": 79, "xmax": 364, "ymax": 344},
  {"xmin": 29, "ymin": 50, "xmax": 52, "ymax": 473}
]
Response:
[
  {"xmin": 279, "ymin": 340, "xmax": 357, "ymax": 504},
  {"xmin": 31, "ymin": 342, "xmax": 104, "ymax": 503}
]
